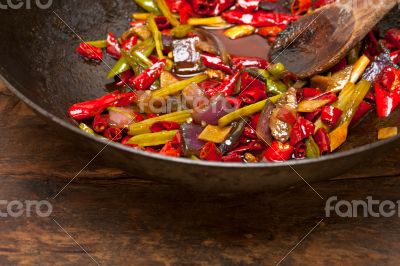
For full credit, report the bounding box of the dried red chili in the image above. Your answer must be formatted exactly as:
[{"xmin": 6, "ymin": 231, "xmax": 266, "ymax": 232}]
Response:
[
  {"xmin": 290, "ymin": 116, "xmax": 315, "ymax": 145},
  {"xmin": 350, "ymin": 101, "xmax": 373, "ymax": 126},
  {"xmin": 201, "ymin": 53, "xmax": 233, "ymax": 74},
  {"xmin": 206, "ymin": 71, "xmax": 241, "ymax": 97},
  {"xmin": 320, "ymin": 106, "xmax": 343, "ymax": 128},
  {"xmin": 302, "ymin": 88, "xmax": 321, "ymax": 99},
  {"xmin": 106, "ymin": 32, "xmax": 121, "ymax": 59},
  {"xmin": 92, "ymin": 114, "xmax": 109, "ymax": 133},
  {"xmin": 291, "ymin": 0, "xmax": 312, "ymax": 15},
  {"xmin": 76, "ymin": 43, "xmax": 103, "ymax": 61},
  {"xmin": 222, "ymin": 10, "xmax": 297, "ymax": 27},
  {"xmin": 190, "ymin": 0, "xmax": 235, "ymax": 16},
  {"xmin": 199, "ymin": 142, "xmax": 223, "ymax": 161},
  {"xmin": 313, "ymin": 128, "xmax": 331, "ymax": 155},
  {"xmin": 103, "ymin": 127, "xmax": 123, "ymax": 141},
  {"xmin": 129, "ymin": 59, "xmax": 166, "ymax": 90},
  {"xmin": 375, "ymin": 66, "xmax": 400, "ymax": 118},
  {"xmin": 231, "ymin": 55, "xmax": 269, "ymax": 69},
  {"xmin": 236, "ymin": 0, "xmax": 259, "ymax": 11},
  {"xmin": 263, "ymin": 141, "xmax": 294, "ymax": 162},
  {"xmin": 385, "ymin": 28, "xmax": 400, "ymax": 49},
  {"xmin": 160, "ymin": 141, "xmax": 182, "ymax": 157},
  {"xmin": 150, "ymin": 121, "xmax": 181, "ymax": 132},
  {"xmin": 121, "ymin": 35, "xmax": 138, "ymax": 51},
  {"xmin": 294, "ymin": 141, "xmax": 306, "ymax": 159}
]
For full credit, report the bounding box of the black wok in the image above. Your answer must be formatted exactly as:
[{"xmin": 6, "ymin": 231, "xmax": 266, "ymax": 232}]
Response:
[{"xmin": 0, "ymin": 0, "xmax": 399, "ymax": 193}]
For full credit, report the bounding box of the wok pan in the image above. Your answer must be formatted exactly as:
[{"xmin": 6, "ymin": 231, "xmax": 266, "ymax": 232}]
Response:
[{"xmin": 0, "ymin": 0, "xmax": 399, "ymax": 193}]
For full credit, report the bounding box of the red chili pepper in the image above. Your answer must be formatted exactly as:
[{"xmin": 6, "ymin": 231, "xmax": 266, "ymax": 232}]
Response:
[
  {"xmin": 226, "ymin": 97, "xmax": 243, "ymax": 109},
  {"xmin": 160, "ymin": 141, "xmax": 182, "ymax": 157},
  {"xmin": 239, "ymin": 87, "xmax": 267, "ymax": 104},
  {"xmin": 121, "ymin": 136, "xmax": 140, "ymax": 148},
  {"xmin": 302, "ymin": 88, "xmax": 321, "ymax": 99},
  {"xmin": 320, "ymin": 106, "xmax": 343, "ymax": 128},
  {"xmin": 350, "ymin": 101, "xmax": 373, "ymax": 126},
  {"xmin": 92, "ymin": 114, "xmax": 109, "ymax": 133},
  {"xmin": 302, "ymin": 108, "xmax": 322, "ymax": 122},
  {"xmin": 263, "ymin": 141, "xmax": 294, "ymax": 162},
  {"xmin": 129, "ymin": 59, "xmax": 166, "ymax": 90},
  {"xmin": 229, "ymin": 140, "xmax": 265, "ymax": 154},
  {"xmin": 291, "ymin": 0, "xmax": 312, "ymax": 15},
  {"xmin": 236, "ymin": 0, "xmax": 259, "ymax": 12},
  {"xmin": 206, "ymin": 71, "xmax": 240, "ymax": 97},
  {"xmin": 375, "ymin": 66, "xmax": 400, "ymax": 118},
  {"xmin": 290, "ymin": 116, "xmax": 315, "ymax": 145},
  {"xmin": 243, "ymin": 126, "xmax": 257, "ymax": 139},
  {"xmin": 69, "ymin": 92, "xmax": 119, "ymax": 120},
  {"xmin": 106, "ymin": 32, "xmax": 121, "ymax": 59},
  {"xmin": 199, "ymin": 142, "xmax": 222, "ymax": 161},
  {"xmin": 391, "ymin": 50, "xmax": 400, "ymax": 65},
  {"xmin": 103, "ymin": 127, "xmax": 123, "ymax": 141},
  {"xmin": 133, "ymin": 112, "xmax": 145, "ymax": 122},
  {"xmin": 198, "ymin": 80, "xmax": 221, "ymax": 93},
  {"xmin": 231, "ymin": 55, "xmax": 269, "ymax": 69},
  {"xmin": 314, "ymin": 128, "xmax": 331, "ymax": 155},
  {"xmin": 294, "ymin": 141, "xmax": 306, "ymax": 159},
  {"xmin": 190, "ymin": 0, "xmax": 235, "ymax": 16},
  {"xmin": 385, "ymin": 28, "xmax": 400, "ymax": 49},
  {"xmin": 201, "ymin": 53, "xmax": 233, "ymax": 74},
  {"xmin": 129, "ymin": 21, "xmax": 146, "ymax": 27},
  {"xmin": 150, "ymin": 121, "xmax": 181, "ymax": 132},
  {"xmin": 76, "ymin": 43, "xmax": 103, "ymax": 61},
  {"xmin": 115, "ymin": 70, "xmax": 134, "ymax": 87},
  {"xmin": 250, "ymin": 113, "xmax": 260, "ymax": 128},
  {"xmin": 310, "ymin": 91, "xmax": 338, "ymax": 105},
  {"xmin": 222, "ymin": 153, "xmax": 243, "ymax": 162},
  {"xmin": 257, "ymin": 26, "xmax": 285, "ymax": 38},
  {"xmin": 114, "ymin": 92, "xmax": 138, "ymax": 107},
  {"xmin": 313, "ymin": 0, "xmax": 335, "ymax": 8},
  {"xmin": 238, "ymin": 73, "xmax": 266, "ymax": 104},
  {"xmin": 180, "ymin": 0, "xmax": 196, "ymax": 24},
  {"xmin": 222, "ymin": 10, "xmax": 298, "ymax": 27},
  {"xmin": 121, "ymin": 35, "xmax": 138, "ymax": 51},
  {"xmin": 276, "ymin": 108, "xmax": 297, "ymax": 126}
]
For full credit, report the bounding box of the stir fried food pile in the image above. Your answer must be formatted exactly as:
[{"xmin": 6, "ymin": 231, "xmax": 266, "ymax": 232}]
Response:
[{"xmin": 69, "ymin": 0, "xmax": 400, "ymax": 163}]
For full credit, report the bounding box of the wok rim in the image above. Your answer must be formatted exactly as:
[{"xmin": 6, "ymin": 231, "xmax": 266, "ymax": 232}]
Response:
[{"xmin": 1, "ymin": 71, "xmax": 398, "ymax": 169}]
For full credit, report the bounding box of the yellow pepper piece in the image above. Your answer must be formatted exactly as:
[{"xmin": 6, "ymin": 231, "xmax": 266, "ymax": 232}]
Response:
[
  {"xmin": 188, "ymin": 16, "xmax": 225, "ymax": 26},
  {"xmin": 378, "ymin": 127, "xmax": 398, "ymax": 140},
  {"xmin": 224, "ymin": 25, "xmax": 255, "ymax": 40},
  {"xmin": 198, "ymin": 125, "xmax": 232, "ymax": 143},
  {"xmin": 329, "ymin": 122, "xmax": 349, "ymax": 151}
]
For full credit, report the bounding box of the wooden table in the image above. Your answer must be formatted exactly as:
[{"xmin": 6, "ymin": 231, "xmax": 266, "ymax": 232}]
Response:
[{"xmin": 1, "ymin": 81, "xmax": 400, "ymax": 266}]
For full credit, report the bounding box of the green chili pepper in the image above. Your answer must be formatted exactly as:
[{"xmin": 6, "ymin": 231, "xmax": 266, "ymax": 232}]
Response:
[
  {"xmin": 171, "ymin": 24, "xmax": 193, "ymax": 38},
  {"xmin": 133, "ymin": 0, "xmax": 161, "ymax": 14},
  {"xmin": 107, "ymin": 57, "xmax": 130, "ymax": 79},
  {"xmin": 79, "ymin": 123, "xmax": 108, "ymax": 140},
  {"xmin": 268, "ymin": 63, "xmax": 285, "ymax": 78},
  {"xmin": 305, "ymin": 136, "xmax": 320, "ymax": 158},
  {"xmin": 155, "ymin": 0, "xmax": 180, "ymax": 27},
  {"xmin": 127, "ymin": 130, "xmax": 178, "ymax": 146},
  {"xmin": 266, "ymin": 76, "xmax": 287, "ymax": 95},
  {"xmin": 86, "ymin": 40, "xmax": 107, "ymax": 48},
  {"xmin": 147, "ymin": 14, "xmax": 164, "ymax": 58}
]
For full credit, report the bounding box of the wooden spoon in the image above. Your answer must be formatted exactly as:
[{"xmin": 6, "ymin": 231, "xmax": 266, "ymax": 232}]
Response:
[{"xmin": 269, "ymin": 0, "xmax": 398, "ymax": 79}]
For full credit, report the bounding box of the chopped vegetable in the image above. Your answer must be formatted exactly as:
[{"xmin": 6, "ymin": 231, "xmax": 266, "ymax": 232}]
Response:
[
  {"xmin": 127, "ymin": 130, "xmax": 178, "ymax": 146},
  {"xmin": 378, "ymin": 127, "xmax": 398, "ymax": 140},
  {"xmin": 198, "ymin": 124, "xmax": 233, "ymax": 143},
  {"xmin": 224, "ymin": 25, "xmax": 255, "ymax": 40}
]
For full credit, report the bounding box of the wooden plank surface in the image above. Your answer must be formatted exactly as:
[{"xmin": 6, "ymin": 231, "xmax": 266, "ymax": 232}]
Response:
[{"xmin": 1, "ymin": 81, "xmax": 400, "ymax": 265}]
